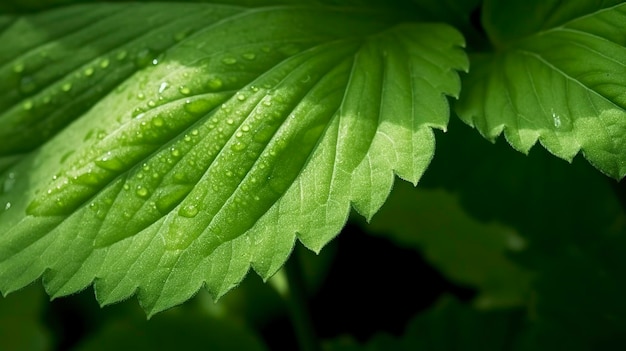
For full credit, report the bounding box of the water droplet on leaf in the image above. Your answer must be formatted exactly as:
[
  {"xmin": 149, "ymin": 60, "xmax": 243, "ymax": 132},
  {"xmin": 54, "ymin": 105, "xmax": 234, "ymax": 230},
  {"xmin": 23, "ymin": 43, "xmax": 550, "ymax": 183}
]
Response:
[
  {"xmin": 153, "ymin": 117, "xmax": 164, "ymax": 127},
  {"xmin": 116, "ymin": 50, "xmax": 128, "ymax": 61},
  {"xmin": 207, "ymin": 78, "xmax": 223, "ymax": 90},
  {"xmin": 13, "ymin": 63, "xmax": 25, "ymax": 73},
  {"xmin": 184, "ymin": 99, "xmax": 214, "ymax": 116},
  {"xmin": 221, "ymin": 57, "xmax": 237, "ymax": 65},
  {"xmin": 179, "ymin": 204, "xmax": 199, "ymax": 218},
  {"xmin": 136, "ymin": 186, "xmax": 149, "ymax": 198},
  {"xmin": 100, "ymin": 58, "xmax": 110, "ymax": 68}
]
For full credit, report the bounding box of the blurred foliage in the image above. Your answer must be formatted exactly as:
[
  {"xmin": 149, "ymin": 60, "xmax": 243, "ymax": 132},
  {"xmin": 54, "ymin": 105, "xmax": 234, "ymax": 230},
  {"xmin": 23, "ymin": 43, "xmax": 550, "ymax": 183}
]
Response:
[{"xmin": 0, "ymin": 284, "xmax": 51, "ymax": 351}]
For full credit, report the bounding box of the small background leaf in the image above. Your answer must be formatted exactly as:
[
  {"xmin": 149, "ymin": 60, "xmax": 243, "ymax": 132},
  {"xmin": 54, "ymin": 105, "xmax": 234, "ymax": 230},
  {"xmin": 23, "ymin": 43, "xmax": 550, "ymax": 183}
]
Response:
[{"xmin": 363, "ymin": 182, "xmax": 532, "ymax": 309}]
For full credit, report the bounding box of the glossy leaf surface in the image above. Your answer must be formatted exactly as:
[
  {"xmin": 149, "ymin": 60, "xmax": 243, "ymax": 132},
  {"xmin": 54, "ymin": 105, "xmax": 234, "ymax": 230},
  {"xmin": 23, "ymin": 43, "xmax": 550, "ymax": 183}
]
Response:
[{"xmin": 0, "ymin": 3, "xmax": 467, "ymax": 315}]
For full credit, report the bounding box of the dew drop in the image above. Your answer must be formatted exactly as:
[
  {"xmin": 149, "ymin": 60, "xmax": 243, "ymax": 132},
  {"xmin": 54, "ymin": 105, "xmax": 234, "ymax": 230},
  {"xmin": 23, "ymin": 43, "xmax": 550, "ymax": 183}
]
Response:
[
  {"xmin": 170, "ymin": 147, "xmax": 180, "ymax": 157},
  {"xmin": 132, "ymin": 108, "xmax": 145, "ymax": 118},
  {"xmin": 242, "ymin": 125, "xmax": 250, "ymax": 132},
  {"xmin": 100, "ymin": 58, "xmax": 110, "ymax": 69},
  {"xmin": 236, "ymin": 94, "xmax": 246, "ymax": 101},
  {"xmin": 179, "ymin": 204, "xmax": 199, "ymax": 218},
  {"xmin": 242, "ymin": 53, "xmax": 256, "ymax": 60},
  {"xmin": 61, "ymin": 82, "xmax": 72, "ymax": 92},
  {"xmin": 231, "ymin": 142, "xmax": 246, "ymax": 152},
  {"xmin": 226, "ymin": 118, "xmax": 234, "ymax": 125},
  {"xmin": 551, "ymin": 110, "xmax": 562, "ymax": 128},
  {"xmin": 158, "ymin": 82, "xmax": 169, "ymax": 94},
  {"xmin": 153, "ymin": 117, "xmax": 165, "ymax": 127},
  {"xmin": 116, "ymin": 50, "xmax": 128, "ymax": 61},
  {"xmin": 184, "ymin": 99, "xmax": 214, "ymax": 116},
  {"xmin": 137, "ymin": 92, "xmax": 146, "ymax": 100},
  {"xmin": 96, "ymin": 152, "xmax": 124, "ymax": 171},
  {"xmin": 207, "ymin": 78, "xmax": 223, "ymax": 90},
  {"xmin": 221, "ymin": 57, "xmax": 237, "ymax": 65},
  {"xmin": 13, "ymin": 63, "xmax": 25, "ymax": 73},
  {"xmin": 148, "ymin": 100, "xmax": 156, "ymax": 107},
  {"xmin": 262, "ymin": 99, "xmax": 272, "ymax": 107},
  {"xmin": 73, "ymin": 171, "xmax": 101, "ymax": 186},
  {"xmin": 553, "ymin": 115, "xmax": 561, "ymax": 128},
  {"xmin": 191, "ymin": 129, "xmax": 199, "ymax": 136},
  {"xmin": 22, "ymin": 100, "xmax": 34, "ymax": 110},
  {"xmin": 136, "ymin": 185, "xmax": 149, "ymax": 198},
  {"xmin": 84, "ymin": 67, "xmax": 94, "ymax": 76},
  {"xmin": 179, "ymin": 86, "xmax": 191, "ymax": 95},
  {"xmin": 152, "ymin": 58, "xmax": 159, "ymax": 65}
]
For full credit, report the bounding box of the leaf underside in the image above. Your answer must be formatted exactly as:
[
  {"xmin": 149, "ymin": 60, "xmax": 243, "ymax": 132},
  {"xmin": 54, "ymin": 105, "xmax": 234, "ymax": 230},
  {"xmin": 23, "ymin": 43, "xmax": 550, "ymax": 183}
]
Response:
[
  {"xmin": 0, "ymin": 3, "xmax": 466, "ymax": 315},
  {"xmin": 455, "ymin": 2, "xmax": 626, "ymax": 179}
]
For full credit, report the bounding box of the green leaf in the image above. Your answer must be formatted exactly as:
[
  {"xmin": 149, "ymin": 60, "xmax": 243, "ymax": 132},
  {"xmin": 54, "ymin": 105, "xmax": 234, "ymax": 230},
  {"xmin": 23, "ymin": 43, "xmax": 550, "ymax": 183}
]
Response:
[
  {"xmin": 365, "ymin": 182, "xmax": 533, "ymax": 309},
  {"xmin": 421, "ymin": 119, "xmax": 626, "ymax": 348},
  {"xmin": 0, "ymin": 3, "xmax": 467, "ymax": 316},
  {"xmin": 455, "ymin": 1, "xmax": 626, "ymax": 178}
]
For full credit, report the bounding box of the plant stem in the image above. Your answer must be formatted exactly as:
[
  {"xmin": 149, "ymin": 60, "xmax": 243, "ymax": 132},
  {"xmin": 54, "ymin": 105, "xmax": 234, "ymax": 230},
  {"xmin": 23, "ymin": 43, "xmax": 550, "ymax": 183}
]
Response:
[{"xmin": 284, "ymin": 247, "xmax": 320, "ymax": 351}]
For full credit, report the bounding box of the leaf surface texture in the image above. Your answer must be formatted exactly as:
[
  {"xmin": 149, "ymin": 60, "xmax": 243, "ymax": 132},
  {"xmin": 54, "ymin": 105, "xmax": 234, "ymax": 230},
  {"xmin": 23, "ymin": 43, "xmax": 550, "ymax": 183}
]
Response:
[{"xmin": 0, "ymin": 3, "xmax": 467, "ymax": 315}]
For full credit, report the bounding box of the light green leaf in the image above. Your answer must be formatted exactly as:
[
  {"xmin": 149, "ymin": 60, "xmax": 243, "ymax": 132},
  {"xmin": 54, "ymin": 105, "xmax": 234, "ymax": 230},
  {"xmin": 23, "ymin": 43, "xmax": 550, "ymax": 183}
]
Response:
[
  {"xmin": 455, "ymin": 1, "xmax": 626, "ymax": 178},
  {"xmin": 0, "ymin": 3, "xmax": 467, "ymax": 315},
  {"xmin": 365, "ymin": 182, "xmax": 533, "ymax": 309}
]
